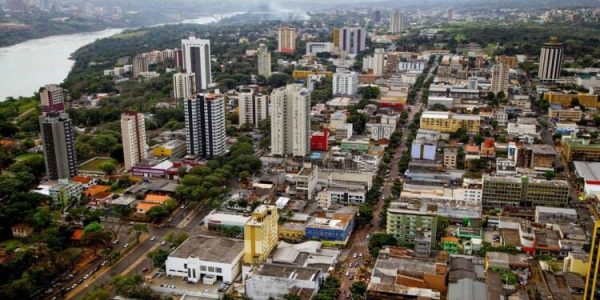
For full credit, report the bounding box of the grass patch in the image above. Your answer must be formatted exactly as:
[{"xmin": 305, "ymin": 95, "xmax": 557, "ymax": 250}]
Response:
[
  {"xmin": 112, "ymin": 30, "xmax": 147, "ymax": 40},
  {"xmin": 79, "ymin": 157, "xmax": 118, "ymax": 171},
  {"xmin": 15, "ymin": 153, "xmax": 43, "ymax": 161},
  {"xmin": 1, "ymin": 240, "xmax": 24, "ymax": 251}
]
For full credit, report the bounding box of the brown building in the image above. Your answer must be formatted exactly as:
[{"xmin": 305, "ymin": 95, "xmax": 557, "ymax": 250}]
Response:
[{"xmin": 562, "ymin": 141, "xmax": 600, "ymax": 162}]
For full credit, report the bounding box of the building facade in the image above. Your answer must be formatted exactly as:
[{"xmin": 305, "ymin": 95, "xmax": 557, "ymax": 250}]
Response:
[
  {"xmin": 244, "ymin": 205, "xmax": 279, "ymax": 265},
  {"xmin": 173, "ymin": 72, "xmax": 196, "ymax": 100},
  {"xmin": 40, "ymin": 84, "xmax": 65, "ymax": 114},
  {"xmin": 306, "ymin": 42, "xmax": 334, "ymax": 56},
  {"xmin": 420, "ymin": 111, "xmax": 480, "ymax": 133},
  {"xmin": 387, "ymin": 203, "xmax": 438, "ymax": 248},
  {"xmin": 182, "ymin": 36, "xmax": 212, "ymax": 90},
  {"xmin": 481, "ymin": 175, "xmax": 569, "ymax": 209},
  {"xmin": 256, "ymin": 43, "xmax": 272, "ymax": 78},
  {"xmin": 40, "ymin": 112, "xmax": 77, "ymax": 180},
  {"xmin": 132, "ymin": 54, "xmax": 149, "ymax": 78},
  {"xmin": 270, "ymin": 84, "xmax": 310, "ymax": 157},
  {"xmin": 389, "ymin": 9, "xmax": 404, "ymax": 33},
  {"xmin": 184, "ymin": 93, "xmax": 226, "ymax": 158},
  {"xmin": 238, "ymin": 90, "xmax": 269, "ymax": 128},
  {"xmin": 332, "ymin": 70, "xmax": 358, "ymax": 96},
  {"xmin": 277, "ymin": 26, "xmax": 296, "ymax": 54},
  {"xmin": 121, "ymin": 111, "xmax": 148, "ymax": 171},
  {"xmin": 491, "ymin": 62, "xmax": 509, "ymax": 95},
  {"xmin": 584, "ymin": 221, "xmax": 600, "ymax": 300},
  {"xmin": 339, "ymin": 27, "xmax": 366, "ymax": 55},
  {"xmin": 538, "ymin": 37, "xmax": 564, "ymax": 81}
]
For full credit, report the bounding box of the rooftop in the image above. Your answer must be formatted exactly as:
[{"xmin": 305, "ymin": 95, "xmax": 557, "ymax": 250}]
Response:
[
  {"xmin": 254, "ymin": 263, "xmax": 320, "ymax": 281},
  {"xmin": 574, "ymin": 161, "xmax": 600, "ymax": 181},
  {"xmin": 170, "ymin": 235, "xmax": 244, "ymax": 263}
]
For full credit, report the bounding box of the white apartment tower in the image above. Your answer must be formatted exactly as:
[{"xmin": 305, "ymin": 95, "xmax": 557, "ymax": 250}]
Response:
[
  {"xmin": 538, "ymin": 37, "xmax": 564, "ymax": 81},
  {"xmin": 389, "ymin": 9, "xmax": 404, "ymax": 33},
  {"xmin": 491, "ymin": 62, "xmax": 510, "ymax": 95},
  {"xmin": 277, "ymin": 27, "xmax": 297, "ymax": 53},
  {"xmin": 333, "ymin": 70, "xmax": 359, "ymax": 96},
  {"xmin": 121, "ymin": 111, "xmax": 148, "ymax": 171},
  {"xmin": 340, "ymin": 27, "xmax": 366, "ymax": 55},
  {"xmin": 184, "ymin": 93, "xmax": 226, "ymax": 158},
  {"xmin": 256, "ymin": 44, "xmax": 272, "ymax": 78},
  {"xmin": 182, "ymin": 37, "xmax": 212, "ymax": 90},
  {"xmin": 132, "ymin": 54, "xmax": 149, "ymax": 78},
  {"xmin": 270, "ymin": 84, "xmax": 310, "ymax": 157},
  {"xmin": 238, "ymin": 90, "xmax": 269, "ymax": 128},
  {"xmin": 372, "ymin": 48, "xmax": 385, "ymax": 76},
  {"xmin": 173, "ymin": 72, "xmax": 197, "ymax": 100}
]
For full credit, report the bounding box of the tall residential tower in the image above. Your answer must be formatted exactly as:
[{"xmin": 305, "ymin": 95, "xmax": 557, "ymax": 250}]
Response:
[
  {"xmin": 270, "ymin": 84, "xmax": 310, "ymax": 157},
  {"xmin": 40, "ymin": 112, "xmax": 77, "ymax": 180},
  {"xmin": 389, "ymin": 9, "xmax": 404, "ymax": 34},
  {"xmin": 538, "ymin": 37, "xmax": 564, "ymax": 81},
  {"xmin": 256, "ymin": 43, "xmax": 272, "ymax": 78},
  {"xmin": 184, "ymin": 93, "xmax": 226, "ymax": 159},
  {"xmin": 121, "ymin": 111, "xmax": 148, "ymax": 171},
  {"xmin": 277, "ymin": 27, "xmax": 297, "ymax": 54},
  {"xmin": 182, "ymin": 37, "xmax": 212, "ymax": 90},
  {"xmin": 173, "ymin": 72, "xmax": 196, "ymax": 101}
]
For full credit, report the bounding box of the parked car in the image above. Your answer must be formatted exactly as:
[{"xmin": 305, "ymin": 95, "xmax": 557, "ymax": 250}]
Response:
[{"xmin": 124, "ymin": 243, "xmax": 129, "ymax": 248}]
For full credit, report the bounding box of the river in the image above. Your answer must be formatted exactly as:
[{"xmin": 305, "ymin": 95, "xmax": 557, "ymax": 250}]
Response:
[{"xmin": 0, "ymin": 14, "xmax": 238, "ymax": 101}]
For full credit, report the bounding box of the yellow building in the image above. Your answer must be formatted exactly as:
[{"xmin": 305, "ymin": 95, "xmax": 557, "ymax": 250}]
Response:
[
  {"xmin": 292, "ymin": 70, "xmax": 333, "ymax": 81},
  {"xmin": 278, "ymin": 223, "xmax": 305, "ymax": 242},
  {"xmin": 332, "ymin": 28, "xmax": 340, "ymax": 48},
  {"xmin": 244, "ymin": 205, "xmax": 279, "ymax": 265},
  {"xmin": 563, "ymin": 252, "xmax": 590, "ymax": 277},
  {"xmin": 420, "ymin": 111, "xmax": 481, "ymax": 133},
  {"xmin": 584, "ymin": 221, "xmax": 600, "ymax": 300},
  {"xmin": 561, "ymin": 141, "xmax": 600, "ymax": 162},
  {"xmin": 544, "ymin": 92, "xmax": 600, "ymax": 108},
  {"xmin": 152, "ymin": 139, "xmax": 186, "ymax": 158}
]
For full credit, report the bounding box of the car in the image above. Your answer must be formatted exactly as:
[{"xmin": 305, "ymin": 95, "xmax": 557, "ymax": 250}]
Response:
[
  {"xmin": 352, "ymin": 253, "xmax": 357, "ymax": 259},
  {"xmin": 161, "ymin": 241, "xmax": 166, "ymax": 246},
  {"xmin": 181, "ymin": 205, "xmax": 186, "ymax": 209},
  {"xmin": 142, "ymin": 268, "xmax": 148, "ymax": 273},
  {"xmin": 359, "ymin": 253, "xmax": 363, "ymax": 258},
  {"xmin": 345, "ymin": 271, "xmax": 350, "ymax": 276},
  {"xmin": 124, "ymin": 243, "xmax": 129, "ymax": 248},
  {"xmin": 112, "ymin": 240, "xmax": 120, "ymax": 244},
  {"xmin": 83, "ymin": 274, "xmax": 89, "ymax": 280},
  {"xmin": 150, "ymin": 236, "xmax": 156, "ymax": 241},
  {"xmin": 101, "ymin": 260, "xmax": 108, "ymax": 266},
  {"xmin": 129, "ymin": 221, "xmax": 134, "ymax": 225}
]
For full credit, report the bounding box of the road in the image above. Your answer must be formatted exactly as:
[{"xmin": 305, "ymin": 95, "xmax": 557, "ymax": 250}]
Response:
[{"xmin": 336, "ymin": 101, "xmax": 423, "ymax": 298}]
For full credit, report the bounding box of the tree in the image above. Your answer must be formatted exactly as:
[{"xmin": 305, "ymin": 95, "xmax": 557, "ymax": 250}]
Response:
[
  {"xmin": 147, "ymin": 249, "xmax": 169, "ymax": 268},
  {"xmin": 430, "ymin": 103, "xmax": 448, "ymax": 111},
  {"xmin": 82, "ymin": 230, "xmax": 112, "ymax": 256},
  {"xmin": 544, "ymin": 170, "xmax": 557, "ymax": 180},
  {"xmin": 128, "ymin": 223, "xmax": 148, "ymax": 243},
  {"xmin": 146, "ymin": 206, "xmax": 169, "ymax": 222},
  {"xmin": 351, "ymin": 282, "xmax": 368, "ymax": 299},
  {"xmin": 268, "ymin": 73, "xmax": 290, "ymax": 88},
  {"xmin": 437, "ymin": 216, "xmax": 450, "ymax": 240},
  {"xmin": 99, "ymin": 161, "xmax": 117, "ymax": 175},
  {"xmin": 84, "ymin": 221, "xmax": 103, "ymax": 234},
  {"xmin": 474, "ymin": 134, "xmax": 485, "ymax": 145},
  {"xmin": 368, "ymin": 233, "xmax": 397, "ymax": 258},
  {"xmin": 31, "ymin": 206, "xmax": 53, "ymax": 229},
  {"xmin": 284, "ymin": 294, "xmax": 301, "ymax": 300},
  {"xmin": 357, "ymin": 205, "xmax": 373, "ymax": 227},
  {"xmin": 81, "ymin": 287, "xmax": 110, "ymax": 300}
]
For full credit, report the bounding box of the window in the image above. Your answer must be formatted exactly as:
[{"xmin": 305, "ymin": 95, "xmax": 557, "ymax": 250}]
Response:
[
  {"xmin": 216, "ymin": 268, "xmax": 222, "ymax": 273},
  {"xmin": 208, "ymin": 266, "xmax": 215, "ymax": 272},
  {"xmin": 184, "ymin": 263, "xmax": 187, "ymax": 269},
  {"xmin": 200, "ymin": 266, "xmax": 207, "ymax": 271}
]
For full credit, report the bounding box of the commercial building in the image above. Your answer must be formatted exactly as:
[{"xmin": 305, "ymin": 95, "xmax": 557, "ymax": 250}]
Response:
[
  {"xmin": 305, "ymin": 207, "xmax": 356, "ymax": 246},
  {"xmin": 548, "ymin": 105, "xmax": 582, "ymax": 122},
  {"xmin": 584, "ymin": 221, "xmax": 600, "ymax": 300},
  {"xmin": 316, "ymin": 186, "xmax": 366, "ymax": 209},
  {"xmin": 165, "ymin": 235, "xmax": 244, "ymax": 283},
  {"xmin": 296, "ymin": 166, "xmax": 319, "ymax": 201},
  {"xmin": 444, "ymin": 148, "xmax": 457, "ymax": 169},
  {"xmin": 244, "ymin": 264, "xmax": 321, "ymax": 300},
  {"xmin": 339, "ymin": 27, "xmax": 366, "ymax": 55},
  {"xmin": 291, "ymin": 70, "xmax": 332, "ymax": 81},
  {"xmin": 40, "ymin": 84, "xmax": 65, "ymax": 114},
  {"xmin": 182, "ymin": 36, "xmax": 212, "ymax": 90},
  {"xmin": 481, "ymin": 175, "xmax": 569, "ymax": 209},
  {"xmin": 367, "ymin": 123, "xmax": 396, "ymax": 141},
  {"xmin": 419, "ymin": 111, "xmax": 480, "ymax": 133},
  {"xmin": 121, "ymin": 111, "xmax": 148, "ymax": 171},
  {"xmin": 305, "ymin": 42, "xmax": 334, "ymax": 56},
  {"xmin": 544, "ymin": 92, "xmax": 600, "ymax": 108},
  {"xmin": 398, "ymin": 60, "xmax": 426, "ymax": 72},
  {"xmin": 491, "ymin": 62, "xmax": 510, "ymax": 94},
  {"xmin": 389, "ymin": 9, "xmax": 404, "ymax": 33},
  {"xmin": 238, "ymin": 89, "xmax": 269, "ymax": 128},
  {"xmin": 184, "ymin": 93, "xmax": 226, "ymax": 158},
  {"xmin": 270, "ymin": 84, "xmax": 310, "ymax": 157},
  {"xmin": 562, "ymin": 140, "xmax": 600, "ymax": 162},
  {"xmin": 277, "ymin": 26, "xmax": 296, "ymax": 54},
  {"xmin": 40, "ymin": 112, "xmax": 77, "ymax": 180},
  {"xmin": 244, "ymin": 205, "xmax": 279, "ymax": 265},
  {"xmin": 310, "ymin": 129, "xmax": 329, "ymax": 151},
  {"xmin": 427, "ymin": 96, "xmax": 454, "ymax": 109},
  {"xmin": 204, "ymin": 212, "xmax": 250, "ymax": 232},
  {"xmin": 411, "ymin": 129, "xmax": 440, "ymax": 161},
  {"xmin": 132, "ymin": 54, "xmax": 149, "ymax": 78},
  {"xmin": 32, "ymin": 180, "xmax": 83, "ymax": 208},
  {"xmin": 573, "ymin": 161, "xmax": 600, "ymax": 197},
  {"xmin": 538, "ymin": 37, "xmax": 564, "ymax": 81},
  {"xmin": 387, "ymin": 202, "xmax": 438, "ymax": 248},
  {"xmin": 535, "ymin": 206, "xmax": 578, "ymax": 224},
  {"xmin": 256, "ymin": 43, "xmax": 272, "ymax": 78},
  {"xmin": 172, "ymin": 72, "xmax": 196, "ymax": 100},
  {"xmin": 332, "ymin": 70, "xmax": 358, "ymax": 96},
  {"xmin": 152, "ymin": 139, "xmax": 186, "ymax": 158}
]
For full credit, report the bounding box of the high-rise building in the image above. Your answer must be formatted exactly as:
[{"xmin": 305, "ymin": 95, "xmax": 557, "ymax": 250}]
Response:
[
  {"xmin": 277, "ymin": 26, "xmax": 297, "ymax": 54},
  {"xmin": 386, "ymin": 202, "xmax": 438, "ymax": 249},
  {"xmin": 184, "ymin": 93, "xmax": 226, "ymax": 159},
  {"xmin": 374, "ymin": 10, "xmax": 382, "ymax": 23},
  {"xmin": 340, "ymin": 27, "xmax": 366, "ymax": 55},
  {"xmin": 373, "ymin": 48, "xmax": 385, "ymax": 76},
  {"xmin": 332, "ymin": 28, "xmax": 340, "ymax": 48},
  {"xmin": 270, "ymin": 84, "xmax": 310, "ymax": 157},
  {"xmin": 538, "ymin": 37, "xmax": 564, "ymax": 81},
  {"xmin": 481, "ymin": 175, "xmax": 569, "ymax": 209},
  {"xmin": 132, "ymin": 54, "xmax": 149, "ymax": 78},
  {"xmin": 333, "ymin": 70, "xmax": 359, "ymax": 96},
  {"xmin": 389, "ymin": 9, "xmax": 404, "ymax": 34},
  {"xmin": 121, "ymin": 111, "xmax": 148, "ymax": 171},
  {"xmin": 40, "ymin": 112, "xmax": 77, "ymax": 180},
  {"xmin": 584, "ymin": 221, "xmax": 600, "ymax": 300},
  {"xmin": 172, "ymin": 72, "xmax": 196, "ymax": 100},
  {"xmin": 256, "ymin": 43, "xmax": 272, "ymax": 78},
  {"xmin": 238, "ymin": 90, "xmax": 269, "ymax": 128},
  {"xmin": 244, "ymin": 205, "xmax": 279, "ymax": 265},
  {"xmin": 40, "ymin": 84, "xmax": 65, "ymax": 114},
  {"xmin": 182, "ymin": 37, "xmax": 212, "ymax": 90},
  {"xmin": 491, "ymin": 62, "xmax": 510, "ymax": 95}
]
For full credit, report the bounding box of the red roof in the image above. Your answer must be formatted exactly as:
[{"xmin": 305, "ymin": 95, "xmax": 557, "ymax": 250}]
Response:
[{"xmin": 70, "ymin": 229, "xmax": 84, "ymax": 240}]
